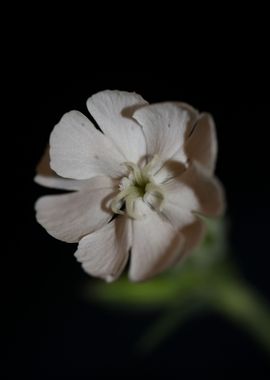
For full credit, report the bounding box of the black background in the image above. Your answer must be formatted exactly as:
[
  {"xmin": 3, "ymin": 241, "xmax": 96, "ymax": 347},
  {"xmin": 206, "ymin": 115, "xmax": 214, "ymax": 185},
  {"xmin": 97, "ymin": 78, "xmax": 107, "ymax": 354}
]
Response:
[{"xmin": 4, "ymin": 72, "xmax": 270, "ymax": 378}]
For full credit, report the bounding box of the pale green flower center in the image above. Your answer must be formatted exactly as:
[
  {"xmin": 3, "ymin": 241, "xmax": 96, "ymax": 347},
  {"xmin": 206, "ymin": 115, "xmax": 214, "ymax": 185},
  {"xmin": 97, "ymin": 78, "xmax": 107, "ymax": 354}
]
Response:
[{"xmin": 111, "ymin": 155, "xmax": 165, "ymax": 219}]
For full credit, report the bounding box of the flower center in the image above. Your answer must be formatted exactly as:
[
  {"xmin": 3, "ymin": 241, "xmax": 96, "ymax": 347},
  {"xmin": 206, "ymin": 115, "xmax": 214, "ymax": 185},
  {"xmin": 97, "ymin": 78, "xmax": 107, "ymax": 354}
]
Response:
[{"xmin": 111, "ymin": 155, "xmax": 165, "ymax": 219}]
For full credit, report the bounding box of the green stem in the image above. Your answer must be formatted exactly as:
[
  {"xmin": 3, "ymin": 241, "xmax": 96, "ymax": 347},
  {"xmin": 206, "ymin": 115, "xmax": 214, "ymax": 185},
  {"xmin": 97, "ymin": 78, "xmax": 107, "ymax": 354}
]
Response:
[
  {"xmin": 204, "ymin": 275, "xmax": 270, "ymax": 353},
  {"xmin": 137, "ymin": 269, "xmax": 270, "ymax": 355},
  {"xmin": 136, "ymin": 298, "xmax": 206, "ymax": 354}
]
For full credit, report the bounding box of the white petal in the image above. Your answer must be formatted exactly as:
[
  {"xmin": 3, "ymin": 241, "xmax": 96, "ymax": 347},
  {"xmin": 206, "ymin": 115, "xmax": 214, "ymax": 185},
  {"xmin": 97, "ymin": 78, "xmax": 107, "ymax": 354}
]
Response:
[
  {"xmin": 176, "ymin": 162, "xmax": 225, "ymax": 217},
  {"xmin": 129, "ymin": 201, "xmax": 185, "ymax": 282},
  {"xmin": 174, "ymin": 101, "xmax": 200, "ymax": 136},
  {"xmin": 50, "ymin": 111, "xmax": 127, "ymax": 180},
  {"xmin": 160, "ymin": 178, "xmax": 200, "ymax": 229},
  {"xmin": 153, "ymin": 160, "xmax": 186, "ymax": 184},
  {"xmin": 152, "ymin": 102, "xmax": 199, "ymax": 183},
  {"xmin": 35, "ymin": 176, "xmax": 116, "ymax": 243},
  {"xmin": 87, "ymin": 90, "xmax": 148, "ymax": 163},
  {"xmin": 133, "ymin": 103, "xmax": 190, "ymax": 168},
  {"xmin": 166, "ymin": 219, "xmax": 206, "ymax": 269},
  {"xmin": 180, "ymin": 219, "xmax": 206, "ymax": 258},
  {"xmin": 185, "ymin": 113, "xmax": 217, "ymax": 173},
  {"xmin": 75, "ymin": 216, "xmax": 131, "ymax": 282},
  {"xmin": 35, "ymin": 145, "xmax": 83, "ymax": 190},
  {"xmin": 34, "ymin": 174, "xmax": 84, "ymax": 191}
]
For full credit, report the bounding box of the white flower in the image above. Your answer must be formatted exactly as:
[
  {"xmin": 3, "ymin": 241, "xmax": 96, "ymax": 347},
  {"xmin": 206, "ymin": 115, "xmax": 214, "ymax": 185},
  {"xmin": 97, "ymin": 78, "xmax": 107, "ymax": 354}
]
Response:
[{"xmin": 35, "ymin": 90, "xmax": 224, "ymax": 282}]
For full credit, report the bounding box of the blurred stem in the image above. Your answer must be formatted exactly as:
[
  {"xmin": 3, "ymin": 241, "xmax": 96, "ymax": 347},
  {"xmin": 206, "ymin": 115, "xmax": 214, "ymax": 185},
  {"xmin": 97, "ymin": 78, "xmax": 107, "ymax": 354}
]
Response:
[
  {"xmin": 205, "ymin": 275, "xmax": 270, "ymax": 353},
  {"xmin": 137, "ymin": 268, "xmax": 270, "ymax": 355},
  {"xmin": 136, "ymin": 297, "xmax": 206, "ymax": 354}
]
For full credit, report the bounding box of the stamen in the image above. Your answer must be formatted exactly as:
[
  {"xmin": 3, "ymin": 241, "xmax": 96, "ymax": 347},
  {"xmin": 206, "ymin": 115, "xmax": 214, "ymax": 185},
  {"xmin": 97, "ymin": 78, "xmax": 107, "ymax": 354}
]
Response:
[
  {"xmin": 111, "ymin": 187, "xmax": 130, "ymax": 215},
  {"xmin": 125, "ymin": 194, "xmax": 140, "ymax": 219},
  {"xmin": 110, "ymin": 155, "xmax": 166, "ymax": 219},
  {"xmin": 124, "ymin": 162, "xmax": 146, "ymax": 186},
  {"xmin": 142, "ymin": 154, "xmax": 159, "ymax": 176},
  {"xmin": 145, "ymin": 182, "xmax": 165, "ymax": 211}
]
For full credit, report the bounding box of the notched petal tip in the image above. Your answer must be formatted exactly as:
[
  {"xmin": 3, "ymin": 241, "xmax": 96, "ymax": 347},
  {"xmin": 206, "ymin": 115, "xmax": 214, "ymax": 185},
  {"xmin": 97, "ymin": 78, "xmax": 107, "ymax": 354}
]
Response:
[{"xmin": 86, "ymin": 90, "xmax": 148, "ymax": 163}]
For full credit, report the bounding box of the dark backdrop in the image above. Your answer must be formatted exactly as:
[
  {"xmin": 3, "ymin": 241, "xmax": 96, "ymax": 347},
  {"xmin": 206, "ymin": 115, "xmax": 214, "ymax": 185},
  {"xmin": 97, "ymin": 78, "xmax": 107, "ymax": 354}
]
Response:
[{"xmin": 4, "ymin": 72, "xmax": 270, "ymax": 378}]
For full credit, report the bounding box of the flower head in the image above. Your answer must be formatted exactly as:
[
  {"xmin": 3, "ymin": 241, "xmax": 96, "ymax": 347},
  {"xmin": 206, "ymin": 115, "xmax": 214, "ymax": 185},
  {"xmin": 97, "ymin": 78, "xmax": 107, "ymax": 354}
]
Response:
[{"xmin": 35, "ymin": 90, "xmax": 224, "ymax": 282}]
